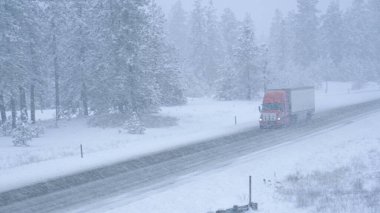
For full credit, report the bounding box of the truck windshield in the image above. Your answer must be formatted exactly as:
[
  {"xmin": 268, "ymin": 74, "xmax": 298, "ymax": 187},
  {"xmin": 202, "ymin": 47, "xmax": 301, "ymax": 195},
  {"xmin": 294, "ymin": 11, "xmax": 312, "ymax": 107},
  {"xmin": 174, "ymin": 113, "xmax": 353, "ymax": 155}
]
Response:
[{"xmin": 262, "ymin": 103, "xmax": 283, "ymax": 111}]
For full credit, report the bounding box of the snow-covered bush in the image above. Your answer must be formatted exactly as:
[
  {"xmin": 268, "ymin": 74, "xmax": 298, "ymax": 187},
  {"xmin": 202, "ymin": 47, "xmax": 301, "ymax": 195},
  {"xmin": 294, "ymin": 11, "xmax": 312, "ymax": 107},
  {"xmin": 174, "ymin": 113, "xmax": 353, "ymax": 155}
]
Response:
[
  {"xmin": 277, "ymin": 158, "xmax": 380, "ymax": 212},
  {"xmin": 12, "ymin": 122, "xmax": 33, "ymax": 146},
  {"xmin": 123, "ymin": 112, "xmax": 145, "ymax": 134}
]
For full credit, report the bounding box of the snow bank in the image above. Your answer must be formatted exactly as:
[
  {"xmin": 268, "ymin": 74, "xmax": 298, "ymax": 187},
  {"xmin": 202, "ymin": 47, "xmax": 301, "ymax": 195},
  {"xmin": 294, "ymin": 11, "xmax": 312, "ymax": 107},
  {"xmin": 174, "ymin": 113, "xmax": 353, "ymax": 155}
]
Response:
[
  {"xmin": 0, "ymin": 82, "xmax": 379, "ymax": 193},
  {"xmin": 81, "ymin": 98, "xmax": 380, "ymax": 213}
]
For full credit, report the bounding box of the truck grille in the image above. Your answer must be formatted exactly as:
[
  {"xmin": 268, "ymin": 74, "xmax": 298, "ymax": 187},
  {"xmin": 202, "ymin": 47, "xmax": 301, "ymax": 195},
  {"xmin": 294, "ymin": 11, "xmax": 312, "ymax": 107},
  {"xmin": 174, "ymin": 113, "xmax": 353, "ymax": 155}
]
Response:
[{"xmin": 262, "ymin": 113, "xmax": 277, "ymax": 121}]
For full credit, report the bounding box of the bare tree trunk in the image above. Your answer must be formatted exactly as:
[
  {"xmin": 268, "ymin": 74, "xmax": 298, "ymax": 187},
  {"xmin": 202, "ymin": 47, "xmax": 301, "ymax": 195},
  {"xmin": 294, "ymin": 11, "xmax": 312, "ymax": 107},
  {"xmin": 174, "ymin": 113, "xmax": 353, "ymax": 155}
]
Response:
[
  {"xmin": 54, "ymin": 56, "xmax": 60, "ymax": 122},
  {"xmin": 77, "ymin": 2, "xmax": 88, "ymax": 117},
  {"xmin": 246, "ymin": 68, "xmax": 252, "ymax": 100},
  {"xmin": 19, "ymin": 86, "xmax": 27, "ymax": 122},
  {"xmin": 82, "ymin": 83, "xmax": 89, "ymax": 116},
  {"xmin": 0, "ymin": 92, "xmax": 6, "ymax": 124},
  {"xmin": 118, "ymin": 104, "xmax": 125, "ymax": 114},
  {"xmin": 11, "ymin": 96, "xmax": 16, "ymax": 129},
  {"xmin": 52, "ymin": 19, "xmax": 60, "ymax": 124},
  {"xmin": 30, "ymin": 84, "xmax": 36, "ymax": 124}
]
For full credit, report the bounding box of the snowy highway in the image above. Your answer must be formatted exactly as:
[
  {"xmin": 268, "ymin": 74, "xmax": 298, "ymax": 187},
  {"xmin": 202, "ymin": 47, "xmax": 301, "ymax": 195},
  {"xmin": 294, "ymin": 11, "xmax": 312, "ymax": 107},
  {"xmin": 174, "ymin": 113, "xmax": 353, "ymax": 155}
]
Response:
[{"xmin": 1, "ymin": 99, "xmax": 380, "ymax": 213}]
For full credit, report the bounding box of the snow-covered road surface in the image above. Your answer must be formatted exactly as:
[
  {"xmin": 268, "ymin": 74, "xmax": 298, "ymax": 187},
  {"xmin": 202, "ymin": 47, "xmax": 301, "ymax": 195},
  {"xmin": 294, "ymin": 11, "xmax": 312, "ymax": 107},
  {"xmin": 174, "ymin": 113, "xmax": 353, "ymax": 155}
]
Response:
[{"xmin": 1, "ymin": 98, "xmax": 380, "ymax": 213}]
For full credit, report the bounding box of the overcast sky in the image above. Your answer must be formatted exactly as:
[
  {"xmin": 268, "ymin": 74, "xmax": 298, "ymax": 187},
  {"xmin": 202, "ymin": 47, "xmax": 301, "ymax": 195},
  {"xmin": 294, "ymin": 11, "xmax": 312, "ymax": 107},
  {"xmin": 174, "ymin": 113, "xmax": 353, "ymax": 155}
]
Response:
[{"xmin": 156, "ymin": 0, "xmax": 353, "ymax": 41}]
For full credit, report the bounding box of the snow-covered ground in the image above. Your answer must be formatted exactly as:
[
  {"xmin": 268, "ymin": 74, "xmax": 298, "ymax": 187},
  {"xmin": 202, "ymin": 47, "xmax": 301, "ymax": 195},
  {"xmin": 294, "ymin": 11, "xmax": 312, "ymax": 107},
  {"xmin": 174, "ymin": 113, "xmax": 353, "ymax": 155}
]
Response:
[
  {"xmin": 0, "ymin": 82, "xmax": 380, "ymax": 193},
  {"xmin": 76, "ymin": 96, "xmax": 380, "ymax": 213}
]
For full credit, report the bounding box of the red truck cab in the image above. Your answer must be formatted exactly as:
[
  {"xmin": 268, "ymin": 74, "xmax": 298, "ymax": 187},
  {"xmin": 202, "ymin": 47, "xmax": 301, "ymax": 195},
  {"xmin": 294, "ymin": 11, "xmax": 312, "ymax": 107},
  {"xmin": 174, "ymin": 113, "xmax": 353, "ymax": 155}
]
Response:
[{"xmin": 259, "ymin": 90, "xmax": 290, "ymax": 128}]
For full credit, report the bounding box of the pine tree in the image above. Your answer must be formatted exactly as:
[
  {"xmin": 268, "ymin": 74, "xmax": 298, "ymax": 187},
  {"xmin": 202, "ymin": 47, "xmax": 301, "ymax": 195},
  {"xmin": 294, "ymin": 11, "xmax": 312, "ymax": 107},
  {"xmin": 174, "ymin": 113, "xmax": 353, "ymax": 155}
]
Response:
[
  {"xmin": 215, "ymin": 58, "xmax": 238, "ymax": 100},
  {"xmin": 294, "ymin": 0, "xmax": 319, "ymax": 69},
  {"xmin": 143, "ymin": 0, "xmax": 186, "ymax": 105},
  {"xmin": 234, "ymin": 15, "xmax": 259, "ymax": 100},
  {"xmin": 203, "ymin": 0, "xmax": 222, "ymax": 87},
  {"xmin": 166, "ymin": 1, "xmax": 193, "ymax": 97},
  {"xmin": 123, "ymin": 111, "xmax": 145, "ymax": 134},
  {"xmin": 0, "ymin": 0, "xmax": 25, "ymax": 113},
  {"xmin": 367, "ymin": 0, "xmax": 380, "ymax": 81},
  {"xmin": 320, "ymin": 0, "xmax": 344, "ymax": 82},
  {"xmin": 268, "ymin": 10, "xmax": 287, "ymax": 87},
  {"xmin": 64, "ymin": 0, "xmax": 92, "ymax": 117},
  {"xmin": 24, "ymin": 1, "xmax": 45, "ymax": 123},
  {"xmin": 85, "ymin": 0, "xmax": 116, "ymax": 114},
  {"xmin": 215, "ymin": 8, "xmax": 240, "ymax": 100},
  {"xmin": 12, "ymin": 121, "xmax": 33, "ymax": 146},
  {"xmin": 343, "ymin": 0, "xmax": 372, "ymax": 84},
  {"xmin": 188, "ymin": 0, "xmax": 208, "ymax": 94},
  {"xmin": 45, "ymin": 1, "xmax": 71, "ymax": 121},
  {"xmin": 220, "ymin": 8, "xmax": 239, "ymax": 61},
  {"xmin": 167, "ymin": 0, "xmax": 189, "ymax": 59}
]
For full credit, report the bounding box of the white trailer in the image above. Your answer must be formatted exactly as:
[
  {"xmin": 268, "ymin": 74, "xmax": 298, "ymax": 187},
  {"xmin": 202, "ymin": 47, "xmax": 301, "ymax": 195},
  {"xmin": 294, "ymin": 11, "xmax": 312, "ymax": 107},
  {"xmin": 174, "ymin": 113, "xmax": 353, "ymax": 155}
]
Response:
[{"xmin": 289, "ymin": 87, "xmax": 315, "ymax": 121}]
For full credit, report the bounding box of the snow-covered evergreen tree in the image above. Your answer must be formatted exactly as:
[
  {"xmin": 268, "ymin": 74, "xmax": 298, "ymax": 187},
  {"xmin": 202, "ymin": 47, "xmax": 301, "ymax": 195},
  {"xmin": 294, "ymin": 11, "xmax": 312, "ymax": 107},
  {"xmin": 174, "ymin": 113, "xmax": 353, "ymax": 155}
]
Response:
[
  {"xmin": 268, "ymin": 10, "xmax": 287, "ymax": 87},
  {"xmin": 167, "ymin": 0, "xmax": 189, "ymax": 59},
  {"xmin": 142, "ymin": 0, "xmax": 185, "ymax": 106},
  {"xmin": 320, "ymin": 0, "xmax": 344, "ymax": 82},
  {"xmin": 367, "ymin": 0, "xmax": 380, "ymax": 82},
  {"xmin": 215, "ymin": 58, "xmax": 238, "ymax": 100},
  {"xmin": 234, "ymin": 15, "xmax": 259, "ymax": 100},
  {"xmin": 219, "ymin": 8, "xmax": 239, "ymax": 61},
  {"xmin": 167, "ymin": 1, "xmax": 196, "ymax": 97},
  {"xmin": 188, "ymin": 0, "xmax": 209, "ymax": 95},
  {"xmin": 0, "ymin": 1, "xmax": 26, "ymax": 92},
  {"xmin": 12, "ymin": 121, "xmax": 33, "ymax": 146},
  {"xmin": 294, "ymin": 0, "xmax": 319, "ymax": 68},
  {"xmin": 123, "ymin": 111, "xmax": 145, "ymax": 134},
  {"xmin": 61, "ymin": 0, "xmax": 92, "ymax": 117},
  {"xmin": 203, "ymin": 0, "xmax": 222, "ymax": 87},
  {"xmin": 215, "ymin": 9, "xmax": 240, "ymax": 100},
  {"xmin": 342, "ymin": 0, "xmax": 372, "ymax": 84}
]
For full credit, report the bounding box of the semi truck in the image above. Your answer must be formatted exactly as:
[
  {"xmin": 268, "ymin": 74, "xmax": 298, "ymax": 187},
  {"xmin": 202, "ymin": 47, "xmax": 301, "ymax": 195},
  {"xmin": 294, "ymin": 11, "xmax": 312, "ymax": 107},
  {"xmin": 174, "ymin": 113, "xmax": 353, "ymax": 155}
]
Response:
[{"xmin": 259, "ymin": 87, "xmax": 315, "ymax": 129}]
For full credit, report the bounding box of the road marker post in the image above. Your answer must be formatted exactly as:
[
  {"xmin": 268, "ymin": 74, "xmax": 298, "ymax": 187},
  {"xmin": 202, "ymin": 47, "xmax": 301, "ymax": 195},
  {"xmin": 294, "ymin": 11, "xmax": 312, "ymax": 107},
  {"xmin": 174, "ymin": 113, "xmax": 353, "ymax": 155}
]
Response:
[
  {"xmin": 249, "ymin": 176, "xmax": 252, "ymax": 204},
  {"xmin": 80, "ymin": 144, "xmax": 83, "ymax": 158}
]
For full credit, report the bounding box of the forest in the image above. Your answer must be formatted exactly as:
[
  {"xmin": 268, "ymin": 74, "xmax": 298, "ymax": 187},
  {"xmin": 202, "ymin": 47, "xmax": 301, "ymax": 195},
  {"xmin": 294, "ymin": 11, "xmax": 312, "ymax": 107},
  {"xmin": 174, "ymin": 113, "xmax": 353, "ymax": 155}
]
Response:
[{"xmin": 1, "ymin": 0, "xmax": 380, "ymax": 128}]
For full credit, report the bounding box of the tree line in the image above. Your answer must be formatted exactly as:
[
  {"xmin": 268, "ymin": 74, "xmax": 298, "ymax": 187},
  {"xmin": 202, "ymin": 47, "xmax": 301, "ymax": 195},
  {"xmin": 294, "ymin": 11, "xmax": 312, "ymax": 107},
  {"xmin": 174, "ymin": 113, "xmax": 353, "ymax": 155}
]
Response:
[
  {"xmin": 268, "ymin": 0, "xmax": 380, "ymax": 90},
  {"xmin": 0, "ymin": 0, "xmax": 186, "ymax": 128},
  {"xmin": 1, "ymin": 0, "xmax": 380, "ymax": 129},
  {"xmin": 167, "ymin": 0, "xmax": 380, "ymax": 100}
]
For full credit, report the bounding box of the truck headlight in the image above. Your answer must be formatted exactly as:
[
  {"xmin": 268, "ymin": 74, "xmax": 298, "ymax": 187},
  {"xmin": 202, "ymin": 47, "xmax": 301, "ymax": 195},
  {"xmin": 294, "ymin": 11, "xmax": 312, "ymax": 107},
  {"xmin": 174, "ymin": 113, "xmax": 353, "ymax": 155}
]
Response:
[
  {"xmin": 259, "ymin": 118, "xmax": 263, "ymax": 121},
  {"xmin": 277, "ymin": 117, "xmax": 281, "ymax": 121}
]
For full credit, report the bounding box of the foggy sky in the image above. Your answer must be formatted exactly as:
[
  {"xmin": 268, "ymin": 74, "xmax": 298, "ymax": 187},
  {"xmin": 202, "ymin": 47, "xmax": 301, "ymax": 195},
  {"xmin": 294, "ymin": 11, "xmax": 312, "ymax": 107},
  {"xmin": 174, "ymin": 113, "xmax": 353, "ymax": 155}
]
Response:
[{"xmin": 156, "ymin": 0, "xmax": 353, "ymax": 41}]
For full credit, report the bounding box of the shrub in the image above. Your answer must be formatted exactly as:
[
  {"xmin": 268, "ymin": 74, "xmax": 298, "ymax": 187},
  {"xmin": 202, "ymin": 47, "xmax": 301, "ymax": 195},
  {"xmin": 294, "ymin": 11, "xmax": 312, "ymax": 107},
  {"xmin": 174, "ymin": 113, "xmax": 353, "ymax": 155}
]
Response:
[
  {"xmin": 12, "ymin": 122, "xmax": 33, "ymax": 146},
  {"xmin": 123, "ymin": 112, "xmax": 145, "ymax": 134}
]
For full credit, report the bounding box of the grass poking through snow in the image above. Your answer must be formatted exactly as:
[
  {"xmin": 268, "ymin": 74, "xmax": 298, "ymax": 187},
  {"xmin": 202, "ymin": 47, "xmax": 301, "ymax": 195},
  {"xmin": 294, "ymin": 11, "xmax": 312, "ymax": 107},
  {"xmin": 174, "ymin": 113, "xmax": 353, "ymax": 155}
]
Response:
[{"xmin": 277, "ymin": 150, "xmax": 380, "ymax": 213}]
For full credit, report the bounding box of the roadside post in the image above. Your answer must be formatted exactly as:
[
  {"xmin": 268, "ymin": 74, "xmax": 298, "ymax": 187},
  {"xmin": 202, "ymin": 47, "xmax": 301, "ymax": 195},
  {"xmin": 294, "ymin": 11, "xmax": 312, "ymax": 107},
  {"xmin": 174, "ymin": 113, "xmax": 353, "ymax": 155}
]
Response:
[
  {"xmin": 80, "ymin": 144, "xmax": 83, "ymax": 158},
  {"xmin": 213, "ymin": 176, "xmax": 258, "ymax": 212}
]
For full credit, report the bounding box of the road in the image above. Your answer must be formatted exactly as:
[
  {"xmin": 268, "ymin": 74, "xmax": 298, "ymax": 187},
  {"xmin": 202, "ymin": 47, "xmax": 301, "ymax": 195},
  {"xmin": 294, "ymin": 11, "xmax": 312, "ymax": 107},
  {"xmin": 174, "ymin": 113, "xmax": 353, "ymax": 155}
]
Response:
[{"xmin": 1, "ymin": 99, "xmax": 380, "ymax": 213}]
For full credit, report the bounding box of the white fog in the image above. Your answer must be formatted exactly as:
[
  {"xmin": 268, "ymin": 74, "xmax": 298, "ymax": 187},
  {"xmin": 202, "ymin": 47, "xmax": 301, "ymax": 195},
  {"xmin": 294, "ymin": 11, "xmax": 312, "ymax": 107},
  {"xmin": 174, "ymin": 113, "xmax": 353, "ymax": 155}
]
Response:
[{"xmin": 0, "ymin": 0, "xmax": 379, "ymax": 213}]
